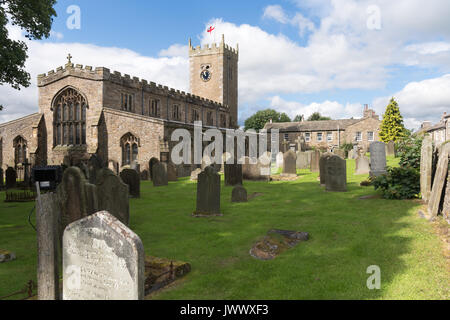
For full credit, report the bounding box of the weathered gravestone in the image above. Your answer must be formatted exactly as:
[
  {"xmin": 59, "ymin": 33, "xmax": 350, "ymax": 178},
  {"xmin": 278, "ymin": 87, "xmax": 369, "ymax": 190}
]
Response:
[
  {"xmin": 190, "ymin": 168, "xmax": 202, "ymax": 181},
  {"xmin": 427, "ymin": 143, "xmax": 450, "ymax": 218},
  {"xmin": 5, "ymin": 167, "xmax": 17, "ymax": 189},
  {"xmin": 152, "ymin": 162, "xmax": 168, "ymax": 187},
  {"xmin": 310, "ymin": 150, "xmax": 320, "ymax": 172},
  {"xmin": 56, "ymin": 167, "xmax": 98, "ymax": 234},
  {"xmin": 369, "ymin": 142, "xmax": 387, "ymax": 177},
  {"xmin": 120, "ymin": 169, "xmax": 140, "ymax": 198},
  {"xmin": 282, "ymin": 150, "xmax": 297, "ymax": 177},
  {"xmin": 325, "ymin": 155, "xmax": 347, "ymax": 192},
  {"xmin": 88, "ymin": 154, "xmax": 103, "ymax": 185},
  {"xmin": 420, "ymin": 135, "xmax": 433, "ymax": 203},
  {"xmin": 231, "ymin": 185, "xmax": 248, "ymax": 203},
  {"xmin": 242, "ymin": 153, "xmax": 271, "ymax": 181},
  {"xmin": 386, "ymin": 141, "xmax": 396, "ymax": 157},
  {"xmin": 0, "ymin": 168, "xmax": 3, "ymax": 187},
  {"xmin": 201, "ymin": 155, "xmax": 212, "ymax": 170},
  {"xmin": 333, "ymin": 149, "xmax": 345, "ymax": 159},
  {"xmin": 167, "ymin": 162, "xmax": 178, "ymax": 182},
  {"xmin": 149, "ymin": 158, "xmax": 159, "ymax": 181},
  {"xmin": 96, "ymin": 168, "xmax": 129, "ymax": 226},
  {"xmin": 194, "ymin": 166, "xmax": 221, "ymax": 216},
  {"xmin": 63, "ymin": 211, "xmax": 145, "ymax": 300},
  {"xmin": 355, "ymin": 155, "xmax": 370, "ymax": 175},
  {"xmin": 276, "ymin": 152, "xmax": 284, "ymax": 170},
  {"xmin": 296, "ymin": 151, "xmax": 311, "ymax": 170},
  {"xmin": 319, "ymin": 153, "xmax": 333, "ymax": 186},
  {"xmin": 130, "ymin": 161, "xmax": 140, "ymax": 173},
  {"xmin": 443, "ymin": 169, "xmax": 450, "ymax": 224},
  {"xmin": 225, "ymin": 163, "xmax": 243, "ymax": 186}
]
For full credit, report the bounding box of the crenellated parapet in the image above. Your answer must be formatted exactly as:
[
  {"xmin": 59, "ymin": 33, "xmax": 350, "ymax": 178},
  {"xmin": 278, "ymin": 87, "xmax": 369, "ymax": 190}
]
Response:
[
  {"xmin": 37, "ymin": 62, "xmax": 230, "ymax": 112},
  {"xmin": 189, "ymin": 34, "xmax": 239, "ymax": 58}
]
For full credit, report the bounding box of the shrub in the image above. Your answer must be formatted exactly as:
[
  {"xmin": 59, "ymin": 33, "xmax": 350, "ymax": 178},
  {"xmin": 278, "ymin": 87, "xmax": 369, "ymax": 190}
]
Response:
[
  {"xmin": 373, "ymin": 167, "xmax": 420, "ymax": 199},
  {"xmin": 396, "ymin": 132, "xmax": 423, "ymax": 170}
]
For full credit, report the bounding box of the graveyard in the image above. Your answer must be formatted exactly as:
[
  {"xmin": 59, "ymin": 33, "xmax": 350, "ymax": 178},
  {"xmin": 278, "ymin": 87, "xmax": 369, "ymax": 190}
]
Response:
[{"xmin": 1, "ymin": 155, "xmax": 448, "ymax": 300}]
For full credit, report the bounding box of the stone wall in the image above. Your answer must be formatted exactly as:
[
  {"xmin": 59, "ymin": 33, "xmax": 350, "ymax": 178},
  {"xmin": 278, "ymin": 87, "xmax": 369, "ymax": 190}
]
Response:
[{"xmin": 344, "ymin": 117, "xmax": 381, "ymax": 151}]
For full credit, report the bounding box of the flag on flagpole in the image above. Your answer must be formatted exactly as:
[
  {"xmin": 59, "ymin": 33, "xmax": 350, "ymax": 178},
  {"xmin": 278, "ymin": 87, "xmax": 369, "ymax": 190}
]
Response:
[{"xmin": 207, "ymin": 25, "xmax": 216, "ymax": 43}]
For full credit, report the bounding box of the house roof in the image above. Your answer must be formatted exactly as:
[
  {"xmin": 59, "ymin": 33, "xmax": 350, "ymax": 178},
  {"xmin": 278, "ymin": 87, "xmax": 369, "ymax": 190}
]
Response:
[{"xmin": 264, "ymin": 119, "xmax": 363, "ymax": 132}]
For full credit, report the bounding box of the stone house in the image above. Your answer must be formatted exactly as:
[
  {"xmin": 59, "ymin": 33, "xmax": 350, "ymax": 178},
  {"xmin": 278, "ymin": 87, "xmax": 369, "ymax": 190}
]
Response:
[
  {"xmin": 418, "ymin": 112, "xmax": 450, "ymax": 144},
  {"xmin": 0, "ymin": 36, "xmax": 239, "ymax": 176},
  {"xmin": 264, "ymin": 105, "xmax": 381, "ymax": 152}
]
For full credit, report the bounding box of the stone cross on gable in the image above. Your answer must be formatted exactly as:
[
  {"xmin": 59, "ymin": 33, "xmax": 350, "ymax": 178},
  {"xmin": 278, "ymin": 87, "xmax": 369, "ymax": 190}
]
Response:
[{"xmin": 67, "ymin": 54, "xmax": 72, "ymax": 64}]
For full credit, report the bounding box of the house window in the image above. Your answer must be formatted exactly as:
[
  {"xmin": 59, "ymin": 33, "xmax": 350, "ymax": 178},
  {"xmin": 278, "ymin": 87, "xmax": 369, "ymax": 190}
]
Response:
[
  {"xmin": 327, "ymin": 132, "xmax": 333, "ymax": 142},
  {"xmin": 356, "ymin": 132, "xmax": 362, "ymax": 142},
  {"xmin": 121, "ymin": 133, "xmax": 139, "ymax": 166},
  {"xmin": 305, "ymin": 133, "xmax": 311, "ymax": 142},
  {"xmin": 53, "ymin": 87, "xmax": 87, "ymax": 146},
  {"xmin": 121, "ymin": 93, "xmax": 133, "ymax": 111},
  {"xmin": 284, "ymin": 133, "xmax": 289, "ymax": 141},
  {"xmin": 317, "ymin": 133, "xmax": 323, "ymax": 142},
  {"xmin": 368, "ymin": 131, "xmax": 374, "ymax": 141},
  {"xmin": 206, "ymin": 111, "xmax": 214, "ymax": 126},
  {"xmin": 149, "ymin": 99, "xmax": 160, "ymax": 117},
  {"xmin": 192, "ymin": 109, "xmax": 200, "ymax": 123},
  {"xmin": 172, "ymin": 104, "xmax": 181, "ymax": 120}
]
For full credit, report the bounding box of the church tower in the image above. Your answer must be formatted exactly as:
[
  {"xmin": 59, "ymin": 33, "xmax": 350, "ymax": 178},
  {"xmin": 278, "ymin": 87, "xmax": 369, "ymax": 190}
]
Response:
[{"xmin": 189, "ymin": 35, "xmax": 239, "ymax": 127}]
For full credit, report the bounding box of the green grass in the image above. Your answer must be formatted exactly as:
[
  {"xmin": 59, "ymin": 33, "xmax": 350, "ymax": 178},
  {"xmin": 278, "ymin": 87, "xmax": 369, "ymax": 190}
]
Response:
[{"xmin": 0, "ymin": 156, "xmax": 449, "ymax": 300}]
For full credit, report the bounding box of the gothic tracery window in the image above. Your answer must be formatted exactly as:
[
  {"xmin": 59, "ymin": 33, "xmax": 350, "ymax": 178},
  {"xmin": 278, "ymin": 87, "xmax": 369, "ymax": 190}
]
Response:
[
  {"xmin": 121, "ymin": 133, "xmax": 139, "ymax": 166},
  {"xmin": 13, "ymin": 136, "xmax": 27, "ymax": 165},
  {"xmin": 53, "ymin": 88, "xmax": 87, "ymax": 146}
]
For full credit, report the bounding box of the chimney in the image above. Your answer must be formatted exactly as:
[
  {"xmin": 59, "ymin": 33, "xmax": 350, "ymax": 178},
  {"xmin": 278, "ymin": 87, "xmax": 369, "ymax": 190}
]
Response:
[{"xmin": 269, "ymin": 118, "xmax": 273, "ymax": 124}]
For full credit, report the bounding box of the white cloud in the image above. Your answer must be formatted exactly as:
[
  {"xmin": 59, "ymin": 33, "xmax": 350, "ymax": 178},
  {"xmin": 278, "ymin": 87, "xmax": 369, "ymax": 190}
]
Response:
[
  {"xmin": 159, "ymin": 44, "xmax": 189, "ymax": 58},
  {"xmin": 49, "ymin": 30, "xmax": 64, "ymax": 40},
  {"xmin": 263, "ymin": 5, "xmax": 315, "ymax": 36},
  {"xmin": 263, "ymin": 5, "xmax": 289, "ymax": 24}
]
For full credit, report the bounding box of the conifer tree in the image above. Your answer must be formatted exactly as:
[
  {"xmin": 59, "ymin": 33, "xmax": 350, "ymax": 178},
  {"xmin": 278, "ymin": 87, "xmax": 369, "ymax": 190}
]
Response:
[{"xmin": 379, "ymin": 97, "xmax": 406, "ymax": 143}]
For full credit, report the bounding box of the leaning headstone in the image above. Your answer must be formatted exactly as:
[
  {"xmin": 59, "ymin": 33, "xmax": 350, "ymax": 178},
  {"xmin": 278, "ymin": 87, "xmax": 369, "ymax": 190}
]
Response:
[
  {"xmin": 56, "ymin": 167, "xmax": 98, "ymax": 233},
  {"xmin": 0, "ymin": 168, "xmax": 3, "ymax": 187},
  {"xmin": 5, "ymin": 167, "xmax": 16, "ymax": 189},
  {"xmin": 296, "ymin": 152, "xmax": 310, "ymax": 170},
  {"xmin": 276, "ymin": 152, "xmax": 284, "ymax": 170},
  {"xmin": 36, "ymin": 192, "xmax": 60, "ymax": 300},
  {"xmin": 63, "ymin": 211, "xmax": 145, "ymax": 300},
  {"xmin": 355, "ymin": 155, "xmax": 370, "ymax": 175},
  {"xmin": 427, "ymin": 143, "xmax": 450, "ymax": 218},
  {"xmin": 96, "ymin": 168, "xmax": 130, "ymax": 226},
  {"xmin": 167, "ymin": 162, "xmax": 178, "ymax": 182},
  {"xmin": 231, "ymin": 185, "xmax": 248, "ymax": 203},
  {"xmin": 194, "ymin": 166, "xmax": 221, "ymax": 216},
  {"xmin": 149, "ymin": 158, "xmax": 159, "ymax": 181},
  {"xmin": 319, "ymin": 153, "xmax": 333, "ymax": 186},
  {"xmin": 224, "ymin": 163, "xmax": 243, "ymax": 186},
  {"xmin": 152, "ymin": 162, "xmax": 168, "ymax": 187},
  {"xmin": 282, "ymin": 150, "xmax": 297, "ymax": 177},
  {"xmin": 310, "ymin": 150, "xmax": 320, "ymax": 172},
  {"xmin": 420, "ymin": 135, "xmax": 433, "ymax": 203},
  {"xmin": 386, "ymin": 141, "xmax": 396, "ymax": 157},
  {"xmin": 325, "ymin": 155, "xmax": 347, "ymax": 192},
  {"xmin": 190, "ymin": 168, "xmax": 202, "ymax": 181},
  {"xmin": 369, "ymin": 142, "xmax": 387, "ymax": 177},
  {"xmin": 442, "ymin": 169, "xmax": 450, "ymax": 224},
  {"xmin": 88, "ymin": 154, "xmax": 103, "ymax": 185},
  {"xmin": 120, "ymin": 169, "xmax": 140, "ymax": 198}
]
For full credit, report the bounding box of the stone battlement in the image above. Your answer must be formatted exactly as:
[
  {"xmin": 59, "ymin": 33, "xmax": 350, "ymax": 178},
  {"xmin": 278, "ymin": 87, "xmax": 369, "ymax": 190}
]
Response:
[
  {"xmin": 37, "ymin": 63, "xmax": 229, "ymax": 111},
  {"xmin": 189, "ymin": 34, "xmax": 239, "ymax": 56}
]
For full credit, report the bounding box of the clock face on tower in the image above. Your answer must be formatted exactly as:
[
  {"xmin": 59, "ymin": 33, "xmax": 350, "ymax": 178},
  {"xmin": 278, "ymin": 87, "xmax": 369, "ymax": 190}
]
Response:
[{"xmin": 200, "ymin": 68, "xmax": 212, "ymax": 82}]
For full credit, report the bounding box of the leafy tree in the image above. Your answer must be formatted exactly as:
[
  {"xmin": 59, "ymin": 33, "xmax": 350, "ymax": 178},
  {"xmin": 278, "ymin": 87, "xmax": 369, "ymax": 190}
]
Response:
[
  {"xmin": 307, "ymin": 112, "xmax": 331, "ymax": 121},
  {"xmin": 244, "ymin": 109, "xmax": 291, "ymax": 131},
  {"xmin": 0, "ymin": 0, "xmax": 57, "ymax": 110},
  {"xmin": 379, "ymin": 97, "xmax": 406, "ymax": 143},
  {"xmin": 293, "ymin": 114, "xmax": 304, "ymax": 122}
]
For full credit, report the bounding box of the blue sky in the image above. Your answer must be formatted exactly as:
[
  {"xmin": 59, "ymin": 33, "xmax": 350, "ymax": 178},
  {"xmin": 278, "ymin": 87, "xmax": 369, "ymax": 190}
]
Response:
[{"xmin": 2, "ymin": 0, "xmax": 450, "ymax": 128}]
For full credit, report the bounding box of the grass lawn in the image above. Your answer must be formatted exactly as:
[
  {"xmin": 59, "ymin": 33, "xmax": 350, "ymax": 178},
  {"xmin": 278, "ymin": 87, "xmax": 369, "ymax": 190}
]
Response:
[{"xmin": 0, "ymin": 156, "xmax": 449, "ymax": 300}]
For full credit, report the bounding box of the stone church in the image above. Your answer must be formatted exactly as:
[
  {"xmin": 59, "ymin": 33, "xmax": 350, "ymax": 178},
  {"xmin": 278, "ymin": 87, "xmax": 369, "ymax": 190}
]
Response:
[{"xmin": 0, "ymin": 36, "xmax": 239, "ymax": 177}]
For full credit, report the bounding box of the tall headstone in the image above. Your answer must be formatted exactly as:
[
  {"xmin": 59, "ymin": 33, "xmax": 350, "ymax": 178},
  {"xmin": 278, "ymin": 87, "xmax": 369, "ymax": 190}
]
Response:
[
  {"xmin": 0, "ymin": 168, "xmax": 3, "ymax": 187},
  {"xmin": 120, "ymin": 169, "xmax": 140, "ymax": 198},
  {"xmin": 167, "ymin": 162, "xmax": 178, "ymax": 182},
  {"xmin": 190, "ymin": 168, "xmax": 202, "ymax": 181},
  {"xmin": 194, "ymin": 166, "xmax": 221, "ymax": 216},
  {"xmin": 5, "ymin": 167, "xmax": 16, "ymax": 189},
  {"xmin": 56, "ymin": 167, "xmax": 98, "ymax": 233},
  {"xmin": 276, "ymin": 152, "xmax": 284, "ymax": 170},
  {"xmin": 427, "ymin": 143, "xmax": 450, "ymax": 218},
  {"xmin": 88, "ymin": 154, "xmax": 103, "ymax": 185},
  {"xmin": 231, "ymin": 185, "xmax": 248, "ymax": 203},
  {"xmin": 149, "ymin": 158, "xmax": 159, "ymax": 181},
  {"xmin": 442, "ymin": 169, "xmax": 450, "ymax": 223},
  {"xmin": 36, "ymin": 192, "xmax": 60, "ymax": 300},
  {"xmin": 96, "ymin": 168, "xmax": 130, "ymax": 226},
  {"xmin": 310, "ymin": 150, "xmax": 320, "ymax": 172},
  {"xmin": 325, "ymin": 155, "xmax": 347, "ymax": 192},
  {"xmin": 355, "ymin": 155, "xmax": 370, "ymax": 175},
  {"xmin": 386, "ymin": 141, "xmax": 396, "ymax": 157},
  {"xmin": 369, "ymin": 142, "xmax": 387, "ymax": 177},
  {"xmin": 420, "ymin": 135, "xmax": 433, "ymax": 203},
  {"xmin": 319, "ymin": 153, "xmax": 333, "ymax": 186},
  {"xmin": 296, "ymin": 151, "xmax": 310, "ymax": 170},
  {"xmin": 224, "ymin": 163, "xmax": 243, "ymax": 187},
  {"xmin": 282, "ymin": 150, "xmax": 297, "ymax": 176},
  {"xmin": 63, "ymin": 211, "xmax": 145, "ymax": 300},
  {"xmin": 152, "ymin": 162, "xmax": 168, "ymax": 187}
]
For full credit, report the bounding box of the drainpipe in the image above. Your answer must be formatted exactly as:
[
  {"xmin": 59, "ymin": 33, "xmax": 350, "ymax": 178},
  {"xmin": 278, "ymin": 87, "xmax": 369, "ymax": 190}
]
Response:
[{"xmin": 338, "ymin": 125, "xmax": 340, "ymax": 147}]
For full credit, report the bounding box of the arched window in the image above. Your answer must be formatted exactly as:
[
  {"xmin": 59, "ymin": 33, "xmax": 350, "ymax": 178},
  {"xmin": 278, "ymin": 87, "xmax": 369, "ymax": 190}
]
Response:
[
  {"xmin": 53, "ymin": 88, "xmax": 87, "ymax": 146},
  {"xmin": 13, "ymin": 136, "xmax": 27, "ymax": 165},
  {"xmin": 121, "ymin": 133, "xmax": 139, "ymax": 166}
]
